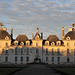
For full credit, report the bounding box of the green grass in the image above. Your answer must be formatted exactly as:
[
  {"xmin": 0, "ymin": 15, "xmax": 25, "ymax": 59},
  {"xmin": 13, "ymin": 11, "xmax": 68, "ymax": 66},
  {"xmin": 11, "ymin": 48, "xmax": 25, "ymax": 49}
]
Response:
[
  {"xmin": 0, "ymin": 68, "xmax": 22, "ymax": 75},
  {"xmin": 54, "ymin": 68, "xmax": 75, "ymax": 75}
]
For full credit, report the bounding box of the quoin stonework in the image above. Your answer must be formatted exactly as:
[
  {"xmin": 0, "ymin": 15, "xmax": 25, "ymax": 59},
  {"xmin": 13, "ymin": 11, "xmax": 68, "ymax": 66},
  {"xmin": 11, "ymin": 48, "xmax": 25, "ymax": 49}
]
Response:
[{"xmin": 0, "ymin": 23, "xmax": 75, "ymax": 64}]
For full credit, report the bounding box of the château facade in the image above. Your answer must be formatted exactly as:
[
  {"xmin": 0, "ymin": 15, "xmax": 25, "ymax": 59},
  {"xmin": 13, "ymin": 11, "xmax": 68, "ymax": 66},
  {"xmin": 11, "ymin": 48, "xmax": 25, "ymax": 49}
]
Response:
[{"xmin": 0, "ymin": 23, "xmax": 75, "ymax": 64}]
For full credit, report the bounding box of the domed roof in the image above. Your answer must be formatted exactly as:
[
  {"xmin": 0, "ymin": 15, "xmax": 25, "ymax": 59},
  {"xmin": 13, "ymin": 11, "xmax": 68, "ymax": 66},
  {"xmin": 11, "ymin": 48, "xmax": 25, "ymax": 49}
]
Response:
[
  {"xmin": 0, "ymin": 29, "xmax": 11, "ymax": 40},
  {"xmin": 16, "ymin": 34, "xmax": 29, "ymax": 42},
  {"xmin": 47, "ymin": 35, "xmax": 59, "ymax": 42},
  {"xmin": 65, "ymin": 31, "xmax": 75, "ymax": 40}
]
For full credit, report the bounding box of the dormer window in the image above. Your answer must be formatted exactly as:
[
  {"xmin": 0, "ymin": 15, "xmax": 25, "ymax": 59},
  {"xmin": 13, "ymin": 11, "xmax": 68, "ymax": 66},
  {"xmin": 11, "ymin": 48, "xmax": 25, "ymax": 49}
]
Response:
[
  {"xmin": 20, "ymin": 42, "xmax": 24, "ymax": 46},
  {"xmin": 51, "ymin": 42, "xmax": 55, "ymax": 46},
  {"xmin": 66, "ymin": 36, "xmax": 70, "ymax": 40},
  {"xmin": 5, "ymin": 36, "xmax": 9, "ymax": 40},
  {"xmin": 14, "ymin": 41, "xmax": 18, "ymax": 46}
]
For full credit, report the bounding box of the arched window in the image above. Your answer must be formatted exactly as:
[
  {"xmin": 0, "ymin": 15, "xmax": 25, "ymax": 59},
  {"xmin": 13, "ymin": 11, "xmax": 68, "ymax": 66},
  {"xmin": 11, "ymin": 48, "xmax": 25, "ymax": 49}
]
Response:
[
  {"xmin": 67, "ymin": 58, "xmax": 70, "ymax": 62},
  {"xmin": 6, "ymin": 43, "xmax": 8, "ymax": 46},
  {"xmin": 46, "ymin": 43, "xmax": 48, "ymax": 46}
]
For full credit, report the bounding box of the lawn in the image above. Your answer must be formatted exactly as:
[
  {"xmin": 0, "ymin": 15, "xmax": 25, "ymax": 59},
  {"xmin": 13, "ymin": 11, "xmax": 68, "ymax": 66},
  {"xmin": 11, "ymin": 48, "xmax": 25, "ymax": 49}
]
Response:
[
  {"xmin": 54, "ymin": 68, "xmax": 75, "ymax": 75},
  {"xmin": 0, "ymin": 68, "xmax": 22, "ymax": 75}
]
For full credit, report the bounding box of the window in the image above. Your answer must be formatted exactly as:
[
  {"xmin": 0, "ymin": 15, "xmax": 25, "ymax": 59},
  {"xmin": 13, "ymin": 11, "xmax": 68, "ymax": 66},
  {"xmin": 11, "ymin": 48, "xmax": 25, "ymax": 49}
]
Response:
[
  {"xmin": 15, "ymin": 57, "xmax": 17, "ymax": 61},
  {"xmin": 57, "ymin": 57, "xmax": 60, "ymax": 62},
  {"xmin": 74, "ymin": 43, "xmax": 75, "ymax": 46},
  {"xmin": 26, "ymin": 57, "xmax": 29, "ymax": 62},
  {"xmin": 52, "ymin": 57, "xmax": 54, "ymax": 62},
  {"xmin": 27, "ymin": 48, "xmax": 29, "ymax": 54},
  {"xmin": 6, "ymin": 43, "xmax": 8, "ymax": 46},
  {"xmin": 36, "ymin": 43, "xmax": 38, "ymax": 46},
  {"xmin": 15, "ymin": 47, "xmax": 18, "ymax": 54},
  {"xmin": 21, "ymin": 57, "xmax": 23, "ymax": 61},
  {"xmin": 46, "ymin": 57, "xmax": 48, "ymax": 62},
  {"xmin": 67, "ymin": 49, "xmax": 69, "ymax": 54},
  {"xmin": 5, "ymin": 56, "xmax": 8, "ymax": 62},
  {"xmin": 46, "ymin": 43, "xmax": 48, "ymax": 46},
  {"xmin": 57, "ymin": 49, "xmax": 60, "ymax": 55},
  {"xmin": 52, "ymin": 48, "xmax": 54, "ymax": 55},
  {"xmin": 27, "ymin": 42, "xmax": 29, "ymax": 46},
  {"xmin": 21, "ymin": 48, "xmax": 23, "ymax": 54},
  {"xmin": 67, "ymin": 43, "xmax": 69, "ymax": 46},
  {"xmin": 36, "ymin": 48, "xmax": 39, "ymax": 54},
  {"xmin": 5, "ymin": 50, "xmax": 8, "ymax": 53},
  {"xmin": 46, "ymin": 48, "xmax": 48, "ymax": 54}
]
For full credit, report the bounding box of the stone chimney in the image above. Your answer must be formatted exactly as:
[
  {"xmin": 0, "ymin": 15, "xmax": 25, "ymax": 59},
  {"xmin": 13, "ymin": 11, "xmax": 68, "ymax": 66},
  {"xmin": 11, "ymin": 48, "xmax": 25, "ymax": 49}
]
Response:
[
  {"xmin": 62, "ymin": 27, "xmax": 65, "ymax": 40},
  {"xmin": 11, "ymin": 28, "xmax": 13, "ymax": 40},
  {"xmin": 41, "ymin": 32, "xmax": 43, "ymax": 39}
]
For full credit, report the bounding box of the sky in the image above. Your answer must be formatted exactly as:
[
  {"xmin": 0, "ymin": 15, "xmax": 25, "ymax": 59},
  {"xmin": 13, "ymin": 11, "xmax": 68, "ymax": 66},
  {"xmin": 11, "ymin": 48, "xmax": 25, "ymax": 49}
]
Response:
[{"xmin": 0, "ymin": 0, "xmax": 75, "ymax": 39}]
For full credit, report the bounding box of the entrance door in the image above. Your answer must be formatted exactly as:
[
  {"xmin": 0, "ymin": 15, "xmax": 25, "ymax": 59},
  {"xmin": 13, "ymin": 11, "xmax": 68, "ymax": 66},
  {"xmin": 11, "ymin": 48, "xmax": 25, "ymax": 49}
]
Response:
[{"xmin": 34, "ymin": 58, "xmax": 41, "ymax": 63}]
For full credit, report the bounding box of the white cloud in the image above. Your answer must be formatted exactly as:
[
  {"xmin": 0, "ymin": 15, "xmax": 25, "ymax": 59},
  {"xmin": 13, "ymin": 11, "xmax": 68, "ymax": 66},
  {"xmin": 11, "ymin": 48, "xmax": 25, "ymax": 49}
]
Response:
[{"xmin": 0, "ymin": 0, "xmax": 75, "ymax": 39}]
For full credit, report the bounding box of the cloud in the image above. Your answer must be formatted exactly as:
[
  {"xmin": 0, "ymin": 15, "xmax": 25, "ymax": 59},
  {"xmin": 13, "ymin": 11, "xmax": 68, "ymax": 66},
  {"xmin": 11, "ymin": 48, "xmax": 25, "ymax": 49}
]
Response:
[{"xmin": 0, "ymin": 0, "xmax": 75, "ymax": 39}]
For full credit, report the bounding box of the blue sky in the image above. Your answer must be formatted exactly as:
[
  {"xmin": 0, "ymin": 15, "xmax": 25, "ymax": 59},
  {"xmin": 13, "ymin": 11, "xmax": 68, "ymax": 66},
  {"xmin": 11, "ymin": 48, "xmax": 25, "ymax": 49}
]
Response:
[{"xmin": 0, "ymin": 0, "xmax": 75, "ymax": 39}]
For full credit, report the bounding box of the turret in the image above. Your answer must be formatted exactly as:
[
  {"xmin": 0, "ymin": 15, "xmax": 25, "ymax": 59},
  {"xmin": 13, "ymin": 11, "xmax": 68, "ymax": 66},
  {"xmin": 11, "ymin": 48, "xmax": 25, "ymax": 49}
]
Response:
[{"xmin": 62, "ymin": 27, "xmax": 65, "ymax": 40}]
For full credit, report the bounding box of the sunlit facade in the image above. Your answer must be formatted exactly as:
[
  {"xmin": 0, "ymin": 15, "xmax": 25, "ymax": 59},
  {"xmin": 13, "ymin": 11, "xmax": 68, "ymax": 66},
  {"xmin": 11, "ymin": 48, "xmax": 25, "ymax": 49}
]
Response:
[{"xmin": 0, "ymin": 23, "xmax": 75, "ymax": 64}]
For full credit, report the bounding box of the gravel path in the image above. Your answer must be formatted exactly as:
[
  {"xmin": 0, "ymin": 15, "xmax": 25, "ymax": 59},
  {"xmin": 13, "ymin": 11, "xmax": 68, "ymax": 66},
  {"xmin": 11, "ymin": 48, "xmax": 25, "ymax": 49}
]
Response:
[{"xmin": 11, "ymin": 64, "xmax": 61, "ymax": 75}]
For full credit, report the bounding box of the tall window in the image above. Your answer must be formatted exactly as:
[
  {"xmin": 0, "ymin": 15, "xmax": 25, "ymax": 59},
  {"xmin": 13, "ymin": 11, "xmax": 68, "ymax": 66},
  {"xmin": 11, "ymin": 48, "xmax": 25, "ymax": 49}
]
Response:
[
  {"xmin": 15, "ymin": 47, "xmax": 18, "ymax": 54},
  {"xmin": 74, "ymin": 49, "xmax": 75, "ymax": 56},
  {"xmin": 5, "ymin": 56, "xmax": 8, "ymax": 62},
  {"xmin": 46, "ymin": 48, "xmax": 48, "ymax": 54},
  {"xmin": 67, "ymin": 49, "xmax": 69, "ymax": 54},
  {"xmin": 15, "ymin": 57, "xmax": 17, "ymax": 61},
  {"xmin": 67, "ymin": 43, "xmax": 69, "ymax": 46},
  {"xmin": 27, "ymin": 48, "xmax": 29, "ymax": 54},
  {"xmin": 57, "ymin": 57, "xmax": 60, "ymax": 62},
  {"xmin": 57, "ymin": 49, "xmax": 60, "ymax": 55},
  {"xmin": 36, "ymin": 48, "xmax": 39, "ymax": 54},
  {"xmin": 46, "ymin": 57, "xmax": 48, "ymax": 62},
  {"xmin": 21, "ymin": 57, "xmax": 23, "ymax": 61},
  {"xmin": 21, "ymin": 48, "xmax": 23, "ymax": 54},
  {"xmin": 52, "ymin": 57, "xmax": 54, "ymax": 62},
  {"xmin": 52, "ymin": 48, "xmax": 54, "ymax": 55},
  {"xmin": 26, "ymin": 57, "xmax": 29, "ymax": 62}
]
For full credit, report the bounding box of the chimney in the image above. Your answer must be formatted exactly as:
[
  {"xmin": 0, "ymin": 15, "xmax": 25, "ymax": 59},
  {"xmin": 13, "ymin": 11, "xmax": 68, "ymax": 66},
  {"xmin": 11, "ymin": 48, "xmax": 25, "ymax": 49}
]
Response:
[
  {"xmin": 62, "ymin": 27, "xmax": 64, "ymax": 40},
  {"xmin": 41, "ymin": 32, "xmax": 43, "ymax": 39},
  {"xmin": 32, "ymin": 32, "xmax": 34, "ymax": 39},
  {"xmin": 11, "ymin": 28, "xmax": 13, "ymax": 40}
]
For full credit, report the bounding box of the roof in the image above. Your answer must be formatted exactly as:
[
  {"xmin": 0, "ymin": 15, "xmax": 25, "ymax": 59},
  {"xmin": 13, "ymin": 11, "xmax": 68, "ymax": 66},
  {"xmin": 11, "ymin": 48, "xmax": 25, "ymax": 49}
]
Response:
[
  {"xmin": 15, "ymin": 34, "xmax": 29, "ymax": 42},
  {"xmin": 65, "ymin": 31, "xmax": 75, "ymax": 40},
  {"xmin": 0, "ymin": 29, "xmax": 11, "ymax": 40},
  {"xmin": 47, "ymin": 35, "xmax": 59, "ymax": 42}
]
